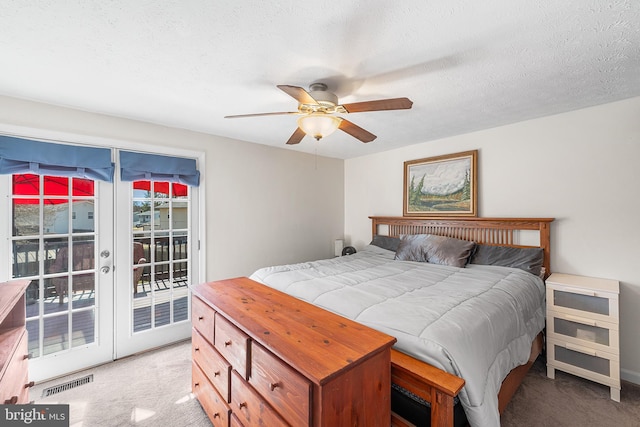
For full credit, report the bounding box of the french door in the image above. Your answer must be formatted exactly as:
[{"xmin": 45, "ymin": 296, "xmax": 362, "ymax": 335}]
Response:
[
  {"xmin": 114, "ymin": 177, "xmax": 197, "ymax": 356},
  {"xmin": 7, "ymin": 174, "xmax": 114, "ymax": 381},
  {"xmin": 2, "ymin": 151, "xmax": 199, "ymax": 381}
]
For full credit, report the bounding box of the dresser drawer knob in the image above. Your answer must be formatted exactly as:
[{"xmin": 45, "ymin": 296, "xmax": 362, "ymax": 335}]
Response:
[
  {"xmin": 270, "ymin": 382, "xmax": 281, "ymax": 391},
  {"xmin": 198, "ymin": 316, "xmax": 204, "ymax": 321},
  {"xmin": 213, "ymin": 413, "xmax": 220, "ymax": 418},
  {"xmin": 238, "ymin": 402, "xmax": 247, "ymax": 409},
  {"xmin": 224, "ymin": 340, "xmax": 232, "ymax": 347},
  {"xmin": 214, "ymin": 371, "xmax": 220, "ymax": 377},
  {"xmin": 194, "ymin": 347, "xmax": 200, "ymax": 352},
  {"xmin": 194, "ymin": 382, "xmax": 200, "ymax": 387}
]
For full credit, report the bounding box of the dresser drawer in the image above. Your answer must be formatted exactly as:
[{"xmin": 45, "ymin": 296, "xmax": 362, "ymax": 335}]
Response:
[
  {"xmin": 230, "ymin": 414, "xmax": 243, "ymax": 427},
  {"xmin": 1, "ymin": 330, "xmax": 30, "ymax": 404},
  {"xmin": 192, "ymin": 296, "xmax": 215, "ymax": 343},
  {"xmin": 250, "ymin": 342, "xmax": 311, "ymax": 426},
  {"xmin": 215, "ymin": 314, "xmax": 250, "ymax": 379},
  {"xmin": 192, "ymin": 328, "xmax": 232, "ymax": 402},
  {"xmin": 547, "ymin": 338, "xmax": 619, "ymax": 386},
  {"xmin": 231, "ymin": 370, "xmax": 288, "ymax": 427},
  {"xmin": 192, "ymin": 362, "xmax": 231, "ymax": 427},
  {"xmin": 547, "ymin": 310, "xmax": 618, "ymax": 354}
]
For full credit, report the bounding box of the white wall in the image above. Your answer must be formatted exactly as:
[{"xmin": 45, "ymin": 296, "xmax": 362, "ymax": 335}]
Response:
[
  {"xmin": 0, "ymin": 95, "xmax": 345, "ymax": 281},
  {"xmin": 345, "ymin": 96, "xmax": 640, "ymax": 385}
]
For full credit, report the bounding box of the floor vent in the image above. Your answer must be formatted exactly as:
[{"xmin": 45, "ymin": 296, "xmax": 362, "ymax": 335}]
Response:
[{"xmin": 41, "ymin": 374, "xmax": 94, "ymax": 398}]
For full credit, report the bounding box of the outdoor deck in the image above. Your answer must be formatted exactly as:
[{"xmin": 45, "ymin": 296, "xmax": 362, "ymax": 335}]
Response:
[{"xmin": 25, "ymin": 278, "xmax": 189, "ymax": 358}]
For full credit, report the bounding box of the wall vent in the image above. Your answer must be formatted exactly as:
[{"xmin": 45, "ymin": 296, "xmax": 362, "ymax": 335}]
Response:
[{"xmin": 41, "ymin": 374, "xmax": 94, "ymax": 398}]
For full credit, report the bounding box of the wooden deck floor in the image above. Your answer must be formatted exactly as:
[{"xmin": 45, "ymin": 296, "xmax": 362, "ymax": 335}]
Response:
[{"xmin": 25, "ymin": 281, "xmax": 190, "ymax": 358}]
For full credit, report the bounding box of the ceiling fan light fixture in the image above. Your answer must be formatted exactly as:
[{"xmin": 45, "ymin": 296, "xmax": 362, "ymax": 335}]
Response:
[{"xmin": 297, "ymin": 114, "xmax": 341, "ymax": 141}]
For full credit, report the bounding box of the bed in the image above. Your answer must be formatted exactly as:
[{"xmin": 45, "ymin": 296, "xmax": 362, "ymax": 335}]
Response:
[{"xmin": 249, "ymin": 216, "xmax": 553, "ymax": 427}]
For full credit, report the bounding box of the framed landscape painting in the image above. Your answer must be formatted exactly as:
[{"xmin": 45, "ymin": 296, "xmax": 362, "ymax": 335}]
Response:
[{"xmin": 403, "ymin": 150, "xmax": 477, "ymax": 216}]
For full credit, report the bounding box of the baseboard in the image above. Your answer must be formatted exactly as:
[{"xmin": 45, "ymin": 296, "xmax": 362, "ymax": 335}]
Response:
[{"xmin": 621, "ymin": 368, "xmax": 640, "ymax": 386}]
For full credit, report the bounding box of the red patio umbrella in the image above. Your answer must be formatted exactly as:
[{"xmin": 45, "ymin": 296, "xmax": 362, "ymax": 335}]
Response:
[
  {"xmin": 12, "ymin": 174, "xmax": 94, "ymax": 204},
  {"xmin": 12, "ymin": 174, "xmax": 187, "ymax": 204},
  {"xmin": 133, "ymin": 180, "xmax": 188, "ymax": 197}
]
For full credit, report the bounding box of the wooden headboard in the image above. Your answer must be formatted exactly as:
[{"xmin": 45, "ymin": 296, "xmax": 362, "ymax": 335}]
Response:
[{"xmin": 370, "ymin": 216, "xmax": 554, "ymax": 278}]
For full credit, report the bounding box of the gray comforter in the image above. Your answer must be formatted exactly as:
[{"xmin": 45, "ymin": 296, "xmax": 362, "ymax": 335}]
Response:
[{"xmin": 250, "ymin": 244, "xmax": 545, "ymax": 427}]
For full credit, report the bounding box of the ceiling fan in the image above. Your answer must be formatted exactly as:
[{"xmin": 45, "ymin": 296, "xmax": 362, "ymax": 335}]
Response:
[{"xmin": 224, "ymin": 83, "xmax": 413, "ymax": 145}]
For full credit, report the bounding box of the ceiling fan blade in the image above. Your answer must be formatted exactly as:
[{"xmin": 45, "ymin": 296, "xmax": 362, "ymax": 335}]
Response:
[
  {"xmin": 277, "ymin": 85, "xmax": 319, "ymax": 105},
  {"xmin": 224, "ymin": 111, "xmax": 299, "ymax": 119},
  {"xmin": 338, "ymin": 119, "xmax": 377, "ymax": 143},
  {"xmin": 286, "ymin": 127, "xmax": 306, "ymax": 145},
  {"xmin": 341, "ymin": 97, "xmax": 413, "ymax": 113}
]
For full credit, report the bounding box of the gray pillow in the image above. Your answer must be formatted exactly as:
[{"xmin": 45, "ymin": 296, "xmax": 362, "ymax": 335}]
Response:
[
  {"xmin": 395, "ymin": 234, "xmax": 476, "ymax": 268},
  {"xmin": 469, "ymin": 244, "xmax": 544, "ymax": 277},
  {"xmin": 370, "ymin": 235, "xmax": 401, "ymax": 252},
  {"xmin": 420, "ymin": 235, "xmax": 476, "ymax": 268},
  {"xmin": 394, "ymin": 234, "xmax": 428, "ymax": 262}
]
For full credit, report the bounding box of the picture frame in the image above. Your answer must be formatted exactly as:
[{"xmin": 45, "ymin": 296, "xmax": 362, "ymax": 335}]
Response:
[{"xmin": 403, "ymin": 150, "xmax": 478, "ymax": 216}]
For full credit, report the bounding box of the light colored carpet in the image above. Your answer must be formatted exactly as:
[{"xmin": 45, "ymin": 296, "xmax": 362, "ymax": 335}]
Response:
[
  {"xmin": 30, "ymin": 341, "xmax": 640, "ymax": 426},
  {"xmin": 30, "ymin": 340, "xmax": 211, "ymax": 427}
]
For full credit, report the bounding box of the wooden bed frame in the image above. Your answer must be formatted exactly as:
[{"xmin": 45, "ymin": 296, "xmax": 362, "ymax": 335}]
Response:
[{"xmin": 369, "ymin": 216, "xmax": 554, "ymax": 427}]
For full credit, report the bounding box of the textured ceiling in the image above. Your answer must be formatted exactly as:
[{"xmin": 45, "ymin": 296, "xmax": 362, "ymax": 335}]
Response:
[{"xmin": 1, "ymin": 1, "xmax": 639, "ymax": 159}]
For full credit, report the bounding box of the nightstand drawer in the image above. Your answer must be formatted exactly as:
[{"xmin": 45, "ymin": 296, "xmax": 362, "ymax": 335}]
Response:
[
  {"xmin": 547, "ymin": 338, "xmax": 619, "ymax": 386},
  {"xmin": 546, "ymin": 274, "xmax": 618, "ymax": 324},
  {"xmin": 546, "ymin": 286, "xmax": 618, "ymax": 323},
  {"xmin": 546, "ymin": 310, "xmax": 618, "ymax": 354}
]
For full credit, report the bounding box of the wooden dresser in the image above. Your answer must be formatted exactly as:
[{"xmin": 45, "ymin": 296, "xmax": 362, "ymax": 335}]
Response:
[
  {"xmin": 191, "ymin": 277, "xmax": 396, "ymax": 427},
  {"xmin": 0, "ymin": 280, "xmax": 31, "ymax": 404}
]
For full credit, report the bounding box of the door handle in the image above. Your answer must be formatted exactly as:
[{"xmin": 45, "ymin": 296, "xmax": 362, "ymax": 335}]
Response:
[
  {"xmin": 101, "ymin": 266, "xmax": 110, "ymax": 274},
  {"xmin": 100, "ymin": 250, "xmax": 110, "ymax": 258}
]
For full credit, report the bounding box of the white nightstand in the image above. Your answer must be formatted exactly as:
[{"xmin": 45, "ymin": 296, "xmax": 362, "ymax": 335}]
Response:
[{"xmin": 545, "ymin": 273, "xmax": 620, "ymax": 401}]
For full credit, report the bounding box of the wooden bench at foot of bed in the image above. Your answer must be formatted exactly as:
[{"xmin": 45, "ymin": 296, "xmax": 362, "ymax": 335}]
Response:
[
  {"xmin": 391, "ymin": 349, "xmax": 465, "ymax": 427},
  {"xmin": 390, "ymin": 332, "xmax": 544, "ymax": 427}
]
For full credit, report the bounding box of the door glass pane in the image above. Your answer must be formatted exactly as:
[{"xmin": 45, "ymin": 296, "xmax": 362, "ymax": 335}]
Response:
[
  {"xmin": 174, "ymin": 233, "xmax": 188, "ymax": 261},
  {"xmin": 11, "ymin": 173, "xmax": 99, "ymax": 360},
  {"xmin": 43, "ymin": 176, "xmax": 70, "ymax": 196},
  {"xmin": 13, "ymin": 173, "xmax": 40, "ymax": 195},
  {"xmin": 155, "ymin": 232, "xmax": 170, "ymax": 262},
  {"xmin": 72, "ymin": 310, "xmax": 95, "ymax": 348},
  {"xmin": 13, "ymin": 200, "xmax": 39, "ymax": 236},
  {"xmin": 155, "ymin": 201, "xmax": 169, "ymax": 230},
  {"xmin": 172, "ymin": 201, "xmax": 188, "ymax": 229},
  {"xmin": 43, "ymin": 314, "xmax": 69, "ymax": 355},
  {"xmin": 25, "ymin": 316, "xmax": 40, "ymax": 358},
  {"xmin": 71, "ymin": 177, "xmax": 94, "ymax": 197},
  {"xmin": 73, "ymin": 199, "xmax": 95, "ymax": 232},
  {"xmin": 44, "ymin": 202, "xmax": 69, "ymax": 234},
  {"xmin": 12, "ymin": 239, "xmax": 39, "ymax": 278},
  {"xmin": 132, "ymin": 180, "xmax": 190, "ymax": 333}
]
